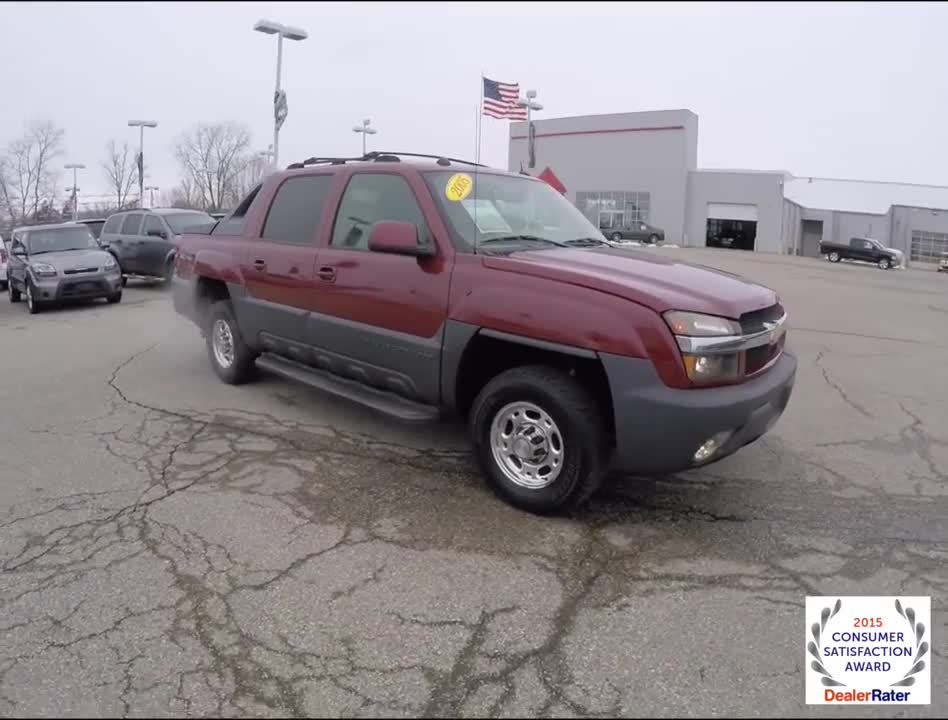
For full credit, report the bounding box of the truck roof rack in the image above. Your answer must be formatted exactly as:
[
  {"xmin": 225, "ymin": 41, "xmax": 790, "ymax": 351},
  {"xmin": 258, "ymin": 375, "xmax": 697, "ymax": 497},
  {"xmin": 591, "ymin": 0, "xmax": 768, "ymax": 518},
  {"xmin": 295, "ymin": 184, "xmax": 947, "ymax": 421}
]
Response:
[
  {"xmin": 362, "ymin": 151, "xmax": 486, "ymax": 167},
  {"xmin": 286, "ymin": 151, "xmax": 486, "ymax": 171}
]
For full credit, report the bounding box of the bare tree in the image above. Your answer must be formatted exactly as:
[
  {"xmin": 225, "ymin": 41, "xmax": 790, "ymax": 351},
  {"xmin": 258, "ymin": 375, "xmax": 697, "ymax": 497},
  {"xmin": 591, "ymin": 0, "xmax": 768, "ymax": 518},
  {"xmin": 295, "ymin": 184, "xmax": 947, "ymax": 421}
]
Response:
[
  {"xmin": 0, "ymin": 119, "xmax": 65, "ymax": 224},
  {"xmin": 101, "ymin": 139, "xmax": 137, "ymax": 209},
  {"xmin": 172, "ymin": 122, "xmax": 252, "ymax": 212}
]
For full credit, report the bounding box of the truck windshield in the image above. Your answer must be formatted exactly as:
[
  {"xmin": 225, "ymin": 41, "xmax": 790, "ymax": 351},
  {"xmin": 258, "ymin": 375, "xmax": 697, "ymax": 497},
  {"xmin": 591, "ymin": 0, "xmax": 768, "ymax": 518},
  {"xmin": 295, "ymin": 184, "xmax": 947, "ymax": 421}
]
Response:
[{"xmin": 423, "ymin": 171, "xmax": 606, "ymax": 252}]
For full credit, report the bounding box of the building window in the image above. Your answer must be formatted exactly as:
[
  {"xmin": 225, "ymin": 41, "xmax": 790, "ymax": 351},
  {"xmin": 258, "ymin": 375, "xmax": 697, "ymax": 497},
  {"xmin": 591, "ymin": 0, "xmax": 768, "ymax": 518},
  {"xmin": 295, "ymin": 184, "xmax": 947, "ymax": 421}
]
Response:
[
  {"xmin": 575, "ymin": 191, "xmax": 651, "ymax": 229},
  {"xmin": 910, "ymin": 230, "xmax": 948, "ymax": 265}
]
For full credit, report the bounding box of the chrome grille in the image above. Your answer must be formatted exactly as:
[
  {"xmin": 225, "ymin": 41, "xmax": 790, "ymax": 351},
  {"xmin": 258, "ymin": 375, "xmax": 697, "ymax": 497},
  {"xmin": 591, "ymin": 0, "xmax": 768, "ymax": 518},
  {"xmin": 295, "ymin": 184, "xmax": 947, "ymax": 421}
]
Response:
[{"xmin": 739, "ymin": 303, "xmax": 784, "ymax": 334}]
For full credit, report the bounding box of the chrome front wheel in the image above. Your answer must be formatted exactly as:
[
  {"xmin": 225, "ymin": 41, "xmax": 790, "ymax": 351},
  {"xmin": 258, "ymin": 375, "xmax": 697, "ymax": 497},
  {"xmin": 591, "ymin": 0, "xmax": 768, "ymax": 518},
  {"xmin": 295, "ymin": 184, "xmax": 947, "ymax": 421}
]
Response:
[
  {"xmin": 211, "ymin": 318, "xmax": 235, "ymax": 369},
  {"xmin": 489, "ymin": 401, "xmax": 565, "ymax": 489}
]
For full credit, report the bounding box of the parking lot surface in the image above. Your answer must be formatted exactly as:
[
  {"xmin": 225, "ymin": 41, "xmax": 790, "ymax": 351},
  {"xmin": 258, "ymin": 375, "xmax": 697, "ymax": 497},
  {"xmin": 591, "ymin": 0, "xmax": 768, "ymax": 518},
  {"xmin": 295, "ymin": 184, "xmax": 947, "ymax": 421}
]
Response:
[{"xmin": 0, "ymin": 251, "xmax": 945, "ymax": 718}]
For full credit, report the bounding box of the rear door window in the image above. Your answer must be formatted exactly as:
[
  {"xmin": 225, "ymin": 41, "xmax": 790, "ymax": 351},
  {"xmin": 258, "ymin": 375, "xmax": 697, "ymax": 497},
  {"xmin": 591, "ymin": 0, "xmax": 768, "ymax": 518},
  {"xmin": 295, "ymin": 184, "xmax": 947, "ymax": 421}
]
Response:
[
  {"xmin": 261, "ymin": 175, "xmax": 333, "ymax": 246},
  {"xmin": 120, "ymin": 213, "xmax": 144, "ymax": 235}
]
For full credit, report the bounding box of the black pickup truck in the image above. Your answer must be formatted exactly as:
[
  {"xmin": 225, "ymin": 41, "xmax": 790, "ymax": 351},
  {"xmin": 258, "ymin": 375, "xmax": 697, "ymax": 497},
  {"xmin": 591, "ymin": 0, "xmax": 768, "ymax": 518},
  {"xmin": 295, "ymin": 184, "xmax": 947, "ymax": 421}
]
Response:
[{"xmin": 820, "ymin": 237, "xmax": 901, "ymax": 270}]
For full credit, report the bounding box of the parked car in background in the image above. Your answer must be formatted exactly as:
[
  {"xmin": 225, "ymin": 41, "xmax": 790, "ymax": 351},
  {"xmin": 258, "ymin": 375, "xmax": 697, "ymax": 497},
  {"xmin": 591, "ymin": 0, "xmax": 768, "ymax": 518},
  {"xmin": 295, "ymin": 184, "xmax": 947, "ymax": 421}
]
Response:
[
  {"xmin": 0, "ymin": 241, "xmax": 8, "ymax": 291},
  {"xmin": 601, "ymin": 220, "xmax": 665, "ymax": 245},
  {"xmin": 6, "ymin": 223, "xmax": 122, "ymax": 313},
  {"xmin": 938, "ymin": 253, "xmax": 948, "ymax": 273},
  {"xmin": 172, "ymin": 152, "xmax": 796, "ymax": 514},
  {"xmin": 820, "ymin": 237, "xmax": 901, "ymax": 270},
  {"xmin": 76, "ymin": 218, "xmax": 108, "ymax": 241},
  {"xmin": 100, "ymin": 207, "xmax": 216, "ymax": 284}
]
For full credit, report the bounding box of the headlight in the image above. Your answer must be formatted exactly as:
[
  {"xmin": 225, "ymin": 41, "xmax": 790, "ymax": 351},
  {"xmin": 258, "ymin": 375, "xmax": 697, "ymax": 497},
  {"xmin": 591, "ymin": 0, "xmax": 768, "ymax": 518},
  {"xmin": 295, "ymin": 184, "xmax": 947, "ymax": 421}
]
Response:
[
  {"xmin": 665, "ymin": 310, "xmax": 743, "ymax": 384},
  {"xmin": 663, "ymin": 310, "xmax": 740, "ymax": 337},
  {"xmin": 103, "ymin": 256, "xmax": 117, "ymax": 270},
  {"xmin": 30, "ymin": 262, "xmax": 57, "ymax": 277},
  {"xmin": 681, "ymin": 353, "xmax": 741, "ymax": 383}
]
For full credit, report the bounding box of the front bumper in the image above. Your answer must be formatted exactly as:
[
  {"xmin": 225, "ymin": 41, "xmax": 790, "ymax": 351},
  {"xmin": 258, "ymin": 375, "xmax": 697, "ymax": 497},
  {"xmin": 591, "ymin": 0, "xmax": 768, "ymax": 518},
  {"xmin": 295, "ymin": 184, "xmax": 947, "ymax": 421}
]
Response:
[
  {"xmin": 601, "ymin": 351, "xmax": 797, "ymax": 475},
  {"xmin": 30, "ymin": 270, "xmax": 123, "ymax": 303}
]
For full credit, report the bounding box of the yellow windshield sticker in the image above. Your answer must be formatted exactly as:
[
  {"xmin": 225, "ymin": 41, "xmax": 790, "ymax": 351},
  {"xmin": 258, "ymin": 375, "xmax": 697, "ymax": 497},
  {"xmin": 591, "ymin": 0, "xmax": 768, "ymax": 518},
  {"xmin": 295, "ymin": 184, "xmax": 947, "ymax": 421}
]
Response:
[{"xmin": 445, "ymin": 173, "xmax": 473, "ymax": 202}]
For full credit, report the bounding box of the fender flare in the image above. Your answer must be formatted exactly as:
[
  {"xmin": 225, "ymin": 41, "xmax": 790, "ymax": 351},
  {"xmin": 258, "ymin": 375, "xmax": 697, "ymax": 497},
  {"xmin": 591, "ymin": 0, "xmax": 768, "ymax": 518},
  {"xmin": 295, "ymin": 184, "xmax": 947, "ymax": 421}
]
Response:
[{"xmin": 440, "ymin": 321, "xmax": 599, "ymax": 413}]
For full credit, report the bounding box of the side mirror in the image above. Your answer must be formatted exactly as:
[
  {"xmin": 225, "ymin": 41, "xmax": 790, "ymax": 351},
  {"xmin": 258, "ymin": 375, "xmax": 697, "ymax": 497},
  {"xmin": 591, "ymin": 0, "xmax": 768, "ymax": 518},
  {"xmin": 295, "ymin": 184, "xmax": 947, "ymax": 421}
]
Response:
[
  {"xmin": 98, "ymin": 240, "xmax": 110, "ymax": 250},
  {"xmin": 11, "ymin": 246, "xmax": 26, "ymax": 257},
  {"xmin": 367, "ymin": 221, "xmax": 434, "ymax": 257},
  {"xmin": 147, "ymin": 229, "xmax": 167, "ymax": 239}
]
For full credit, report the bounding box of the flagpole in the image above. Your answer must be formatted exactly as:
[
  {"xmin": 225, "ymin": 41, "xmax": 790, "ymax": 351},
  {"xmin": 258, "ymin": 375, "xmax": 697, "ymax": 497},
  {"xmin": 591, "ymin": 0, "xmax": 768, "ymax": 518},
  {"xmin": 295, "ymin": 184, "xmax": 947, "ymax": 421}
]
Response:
[{"xmin": 475, "ymin": 73, "xmax": 484, "ymax": 166}]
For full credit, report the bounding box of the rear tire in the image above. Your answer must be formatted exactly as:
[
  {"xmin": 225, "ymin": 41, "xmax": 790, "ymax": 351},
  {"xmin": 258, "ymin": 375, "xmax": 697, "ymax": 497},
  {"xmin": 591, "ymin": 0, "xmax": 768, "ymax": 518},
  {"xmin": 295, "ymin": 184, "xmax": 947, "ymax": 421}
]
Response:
[
  {"xmin": 8, "ymin": 281, "xmax": 20, "ymax": 303},
  {"xmin": 206, "ymin": 300, "xmax": 257, "ymax": 385},
  {"xmin": 470, "ymin": 365, "xmax": 609, "ymax": 514},
  {"xmin": 828, "ymin": 251, "xmax": 840, "ymax": 262}
]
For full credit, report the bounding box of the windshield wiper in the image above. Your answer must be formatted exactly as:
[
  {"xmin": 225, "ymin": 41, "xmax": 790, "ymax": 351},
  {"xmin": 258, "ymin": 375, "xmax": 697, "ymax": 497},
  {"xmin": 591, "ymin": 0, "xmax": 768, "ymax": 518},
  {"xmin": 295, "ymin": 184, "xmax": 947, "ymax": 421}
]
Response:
[
  {"xmin": 563, "ymin": 237, "xmax": 608, "ymax": 247},
  {"xmin": 478, "ymin": 235, "xmax": 567, "ymax": 248}
]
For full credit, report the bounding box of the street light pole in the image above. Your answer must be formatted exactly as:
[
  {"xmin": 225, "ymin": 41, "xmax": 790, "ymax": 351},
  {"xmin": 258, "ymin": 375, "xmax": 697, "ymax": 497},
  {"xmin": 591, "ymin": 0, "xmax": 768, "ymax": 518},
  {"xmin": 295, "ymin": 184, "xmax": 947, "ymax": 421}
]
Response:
[
  {"xmin": 254, "ymin": 19, "xmax": 307, "ymax": 170},
  {"xmin": 352, "ymin": 118, "xmax": 377, "ymax": 156},
  {"xmin": 516, "ymin": 90, "xmax": 543, "ymax": 169},
  {"xmin": 128, "ymin": 120, "xmax": 158, "ymax": 208},
  {"xmin": 64, "ymin": 163, "xmax": 85, "ymax": 221}
]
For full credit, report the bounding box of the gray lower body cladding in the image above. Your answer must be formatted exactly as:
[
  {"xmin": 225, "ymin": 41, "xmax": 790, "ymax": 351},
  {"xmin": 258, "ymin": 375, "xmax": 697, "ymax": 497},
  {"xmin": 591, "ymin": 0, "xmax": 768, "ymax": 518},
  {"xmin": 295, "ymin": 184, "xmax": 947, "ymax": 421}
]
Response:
[{"xmin": 601, "ymin": 351, "xmax": 797, "ymax": 475}]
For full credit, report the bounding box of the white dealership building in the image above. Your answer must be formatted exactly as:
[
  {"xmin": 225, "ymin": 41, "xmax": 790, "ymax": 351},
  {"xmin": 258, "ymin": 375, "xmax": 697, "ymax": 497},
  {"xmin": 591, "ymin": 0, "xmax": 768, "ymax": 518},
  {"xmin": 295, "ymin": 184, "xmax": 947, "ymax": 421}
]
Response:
[{"xmin": 507, "ymin": 109, "xmax": 948, "ymax": 267}]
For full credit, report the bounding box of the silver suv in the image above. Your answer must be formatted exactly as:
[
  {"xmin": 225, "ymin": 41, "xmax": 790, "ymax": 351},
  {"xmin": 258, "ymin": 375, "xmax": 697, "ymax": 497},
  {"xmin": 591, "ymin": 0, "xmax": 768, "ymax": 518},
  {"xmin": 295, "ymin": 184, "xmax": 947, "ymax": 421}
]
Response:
[{"xmin": 7, "ymin": 223, "xmax": 123, "ymax": 314}]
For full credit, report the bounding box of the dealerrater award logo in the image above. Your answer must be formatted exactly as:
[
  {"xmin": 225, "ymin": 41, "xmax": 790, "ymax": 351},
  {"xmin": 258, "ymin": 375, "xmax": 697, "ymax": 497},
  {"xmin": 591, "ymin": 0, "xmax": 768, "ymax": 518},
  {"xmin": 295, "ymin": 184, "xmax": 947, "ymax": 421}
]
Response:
[{"xmin": 805, "ymin": 596, "xmax": 931, "ymax": 705}]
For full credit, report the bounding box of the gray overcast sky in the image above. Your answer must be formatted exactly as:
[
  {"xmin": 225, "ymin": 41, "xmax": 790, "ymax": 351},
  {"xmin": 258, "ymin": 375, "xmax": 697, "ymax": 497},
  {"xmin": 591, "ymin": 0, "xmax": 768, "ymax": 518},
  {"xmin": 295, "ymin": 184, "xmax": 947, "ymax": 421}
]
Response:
[{"xmin": 2, "ymin": 1, "xmax": 947, "ymax": 203}]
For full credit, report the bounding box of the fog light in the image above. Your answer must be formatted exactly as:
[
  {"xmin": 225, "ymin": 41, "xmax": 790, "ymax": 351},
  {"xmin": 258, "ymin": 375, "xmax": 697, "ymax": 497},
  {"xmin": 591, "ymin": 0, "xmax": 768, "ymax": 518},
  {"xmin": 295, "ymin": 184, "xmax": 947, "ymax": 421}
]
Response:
[{"xmin": 692, "ymin": 431, "xmax": 733, "ymax": 464}]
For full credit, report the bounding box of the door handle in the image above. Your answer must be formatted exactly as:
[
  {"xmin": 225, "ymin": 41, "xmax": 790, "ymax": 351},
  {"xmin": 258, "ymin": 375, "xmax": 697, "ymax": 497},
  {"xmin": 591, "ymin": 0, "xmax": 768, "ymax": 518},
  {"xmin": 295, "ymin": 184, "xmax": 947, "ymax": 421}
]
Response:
[
  {"xmin": 253, "ymin": 259, "xmax": 267, "ymax": 270},
  {"xmin": 317, "ymin": 266, "xmax": 336, "ymax": 282}
]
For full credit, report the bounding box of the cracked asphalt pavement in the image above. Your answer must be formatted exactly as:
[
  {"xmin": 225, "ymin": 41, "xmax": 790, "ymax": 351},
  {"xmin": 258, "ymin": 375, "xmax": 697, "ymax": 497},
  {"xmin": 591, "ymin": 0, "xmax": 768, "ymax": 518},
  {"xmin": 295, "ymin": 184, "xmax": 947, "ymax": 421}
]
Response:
[{"xmin": 0, "ymin": 250, "xmax": 945, "ymax": 718}]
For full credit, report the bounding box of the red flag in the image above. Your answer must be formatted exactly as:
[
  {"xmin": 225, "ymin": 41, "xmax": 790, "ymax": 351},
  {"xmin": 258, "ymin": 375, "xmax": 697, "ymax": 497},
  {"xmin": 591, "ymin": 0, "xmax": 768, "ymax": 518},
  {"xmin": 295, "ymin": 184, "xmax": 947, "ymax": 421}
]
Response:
[{"xmin": 538, "ymin": 166, "xmax": 566, "ymax": 194}]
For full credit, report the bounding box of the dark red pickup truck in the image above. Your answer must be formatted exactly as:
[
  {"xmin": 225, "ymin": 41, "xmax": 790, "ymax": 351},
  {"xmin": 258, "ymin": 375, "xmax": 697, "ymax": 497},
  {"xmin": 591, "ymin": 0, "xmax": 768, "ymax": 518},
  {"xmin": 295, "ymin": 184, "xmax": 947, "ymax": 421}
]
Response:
[{"xmin": 173, "ymin": 152, "xmax": 796, "ymax": 513}]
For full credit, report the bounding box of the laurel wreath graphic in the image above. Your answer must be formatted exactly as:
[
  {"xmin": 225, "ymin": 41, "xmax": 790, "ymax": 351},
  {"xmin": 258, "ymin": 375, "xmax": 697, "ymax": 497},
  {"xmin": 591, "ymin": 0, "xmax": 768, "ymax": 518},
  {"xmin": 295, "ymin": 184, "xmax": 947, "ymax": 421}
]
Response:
[
  {"xmin": 891, "ymin": 599, "xmax": 927, "ymax": 687},
  {"xmin": 806, "ymin": 598, "xmax": 928, "ymax": 689},
  {"xmin": 808, "ymin": 598, "xmax": 846, "ymax": 687}
]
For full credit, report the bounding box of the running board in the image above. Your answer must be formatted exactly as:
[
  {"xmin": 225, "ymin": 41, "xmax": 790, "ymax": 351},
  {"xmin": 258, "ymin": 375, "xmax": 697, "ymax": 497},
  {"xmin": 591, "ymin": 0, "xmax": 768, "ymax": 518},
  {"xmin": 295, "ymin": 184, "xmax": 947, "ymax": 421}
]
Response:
[{"xmin": 255, "ymin": 353, "xmax": 440, "ymax": 423}]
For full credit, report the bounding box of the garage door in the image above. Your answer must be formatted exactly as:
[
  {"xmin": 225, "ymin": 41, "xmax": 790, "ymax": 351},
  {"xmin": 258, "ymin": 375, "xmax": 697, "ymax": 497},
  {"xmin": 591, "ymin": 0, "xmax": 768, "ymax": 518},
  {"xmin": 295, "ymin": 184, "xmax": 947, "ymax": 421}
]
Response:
[{"xmin": 707, "ymin": 203, "xmax": 759, "ymax": 222}]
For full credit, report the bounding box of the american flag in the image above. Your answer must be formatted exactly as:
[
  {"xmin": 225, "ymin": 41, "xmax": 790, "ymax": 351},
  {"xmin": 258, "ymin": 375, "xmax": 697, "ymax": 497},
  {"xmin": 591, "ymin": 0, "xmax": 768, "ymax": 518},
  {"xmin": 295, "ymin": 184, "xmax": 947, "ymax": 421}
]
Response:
[{"xmin": 482, "ymin": 77, "xmax": 527, "ymax": 120}]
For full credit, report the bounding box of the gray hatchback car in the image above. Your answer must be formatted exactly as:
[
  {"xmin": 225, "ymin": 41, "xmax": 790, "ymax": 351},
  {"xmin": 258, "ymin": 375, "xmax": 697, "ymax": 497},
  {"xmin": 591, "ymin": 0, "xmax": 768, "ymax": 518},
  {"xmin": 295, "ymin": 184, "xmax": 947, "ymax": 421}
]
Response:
[
  {"xmin": 100, "ymin": 208, "xmax": 216, "ymax": 285},
  {"xmin": 7, "ymin": 223, "xmax": 123, "ymax": 314}
]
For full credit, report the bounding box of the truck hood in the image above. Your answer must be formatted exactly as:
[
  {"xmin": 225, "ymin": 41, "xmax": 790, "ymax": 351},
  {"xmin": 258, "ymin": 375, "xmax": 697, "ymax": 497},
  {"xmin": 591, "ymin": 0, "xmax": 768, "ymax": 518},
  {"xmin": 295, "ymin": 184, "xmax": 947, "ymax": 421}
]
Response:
[
  {"xmin": 483, "ymin": 247, "xmax": 778, "ymax": 318},
  {"xmin": 29, "ymin": 248, "xmax": 113, "ymax": 271}
]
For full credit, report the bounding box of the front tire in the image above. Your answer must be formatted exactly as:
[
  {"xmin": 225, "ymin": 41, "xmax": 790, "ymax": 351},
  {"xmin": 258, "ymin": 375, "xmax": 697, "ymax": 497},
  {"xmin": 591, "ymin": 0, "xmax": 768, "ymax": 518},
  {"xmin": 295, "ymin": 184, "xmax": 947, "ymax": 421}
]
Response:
[
  {"xmin": 162, "ymin": 257, "xmax": 175, "ymax": 285},
  {"xmin": 8, "ymin": 281, "xmax": 20, "ymax": 303},
  {"xmin": 828, "ymin": 251, "xmax": 840, "ymax": 262},
  {"xmin": 649, "ymin": 234, "xmax": 660, "ymax": 244},
  {"xmin": 470, "ymin": 365, "xmax": 609, "ymax": 514},
  {"xmin": 206, "ymin": 300, "xmax": 257, "ymax": 384},
  {"xmin": 878, "ymin": 257, "xmax": 891, "ymax": 270},
  {"xmin": 25, "ymin": 280, "xmax": 41, "ymax": 314},
  {"xmin": 107, "ymin": 291, "xmax": 122, "ymax": 304},
  {"xmin": 611, "ymin": 232, "xmax": 623, "ymax": 243}
]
